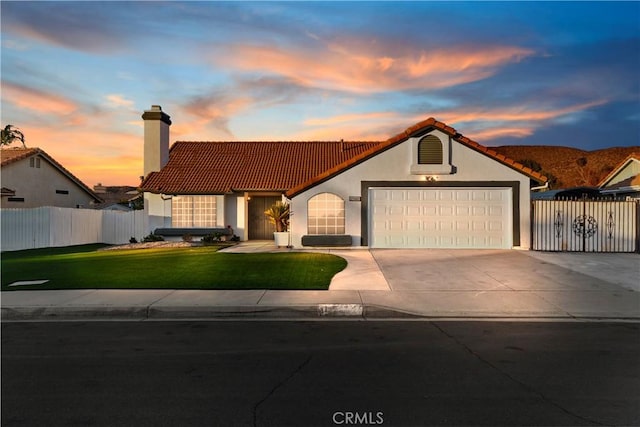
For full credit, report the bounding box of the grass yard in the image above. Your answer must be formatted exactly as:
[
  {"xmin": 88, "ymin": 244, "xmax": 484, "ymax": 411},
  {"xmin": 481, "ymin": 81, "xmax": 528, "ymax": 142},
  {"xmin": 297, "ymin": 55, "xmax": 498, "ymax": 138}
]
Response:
[{"xmin": 1, "ymin": 244, "xmax": 347, "ymax": 291}]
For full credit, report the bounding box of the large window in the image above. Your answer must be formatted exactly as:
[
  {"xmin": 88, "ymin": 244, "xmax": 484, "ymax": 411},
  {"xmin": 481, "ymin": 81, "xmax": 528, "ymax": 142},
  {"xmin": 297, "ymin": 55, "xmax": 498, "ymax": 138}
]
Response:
[
  {"xmin": 418, "ymin": 135, "xmax": 443, "ymax": 164},
  {"xmin": 172, "ymin": 195, "xmax": 217, "ymax": 227},
  {"xmin": 308, "ymin": 193, "xmax": 345, "ymax": 235}
]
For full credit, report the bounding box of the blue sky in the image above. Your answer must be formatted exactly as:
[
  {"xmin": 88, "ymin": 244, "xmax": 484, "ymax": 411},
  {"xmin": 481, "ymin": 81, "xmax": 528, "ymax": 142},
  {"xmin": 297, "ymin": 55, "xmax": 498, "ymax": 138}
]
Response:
[{"xmin": 1, "ymin": 1, "xmax": 639, "ymax": 185}]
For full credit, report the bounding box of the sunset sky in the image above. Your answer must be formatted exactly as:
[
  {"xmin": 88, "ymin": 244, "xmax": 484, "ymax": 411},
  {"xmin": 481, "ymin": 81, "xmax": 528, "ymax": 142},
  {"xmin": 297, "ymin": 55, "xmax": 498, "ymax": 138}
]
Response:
[{"xmin": 1, "ymin": 1, "xmax": 639, "ymax": 186}]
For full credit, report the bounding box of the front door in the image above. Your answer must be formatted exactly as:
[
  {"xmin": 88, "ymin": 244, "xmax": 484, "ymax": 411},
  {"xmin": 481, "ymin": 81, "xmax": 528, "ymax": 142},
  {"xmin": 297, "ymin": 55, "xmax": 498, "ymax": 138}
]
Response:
[{"xmin": 248, "ymin": 196, "xmax": 281, "ymax": 240}]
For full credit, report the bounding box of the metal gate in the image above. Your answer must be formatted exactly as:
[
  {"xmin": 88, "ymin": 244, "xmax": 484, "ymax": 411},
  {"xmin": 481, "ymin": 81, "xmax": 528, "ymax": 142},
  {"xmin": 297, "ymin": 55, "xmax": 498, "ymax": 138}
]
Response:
[{"xmin": 532, "ymin": 199, "xmax": 639, "ymax": 252}]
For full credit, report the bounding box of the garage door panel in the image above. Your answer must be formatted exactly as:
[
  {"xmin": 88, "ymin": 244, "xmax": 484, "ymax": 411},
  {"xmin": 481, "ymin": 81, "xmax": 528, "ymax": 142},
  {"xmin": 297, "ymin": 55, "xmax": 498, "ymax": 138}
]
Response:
[
  {"xmin": 456, "ymin": 206, "xmax": 470, "ymax": 216},
  {"xmin": 472, "ymin": 206, "xmax": 487, "ymax": 216},
  {"xmin": 371, "ymin": 187, "xmax": 511, "ymax": 249}
]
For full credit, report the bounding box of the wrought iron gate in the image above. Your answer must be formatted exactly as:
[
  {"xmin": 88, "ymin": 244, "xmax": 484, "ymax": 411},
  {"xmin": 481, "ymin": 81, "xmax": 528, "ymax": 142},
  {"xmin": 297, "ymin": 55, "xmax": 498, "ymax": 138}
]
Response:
[{"xmin": 532, "ymin": 199, "xmax": 639, "ymax": 252}]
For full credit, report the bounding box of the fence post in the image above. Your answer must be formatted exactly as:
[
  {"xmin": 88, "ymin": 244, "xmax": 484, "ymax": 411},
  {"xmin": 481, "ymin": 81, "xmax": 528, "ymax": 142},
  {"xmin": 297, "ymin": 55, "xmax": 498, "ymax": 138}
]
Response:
[
  {"xmin": 636, "ymin": 200, "xmax": 640, "ymax": 254},
  {"xmin": 581, "ymin": 196, "xmax": 584, "ymax": 252},
  {"xmin": 530, "ymin": 201, "xmax": 535, "ymax": 251}
]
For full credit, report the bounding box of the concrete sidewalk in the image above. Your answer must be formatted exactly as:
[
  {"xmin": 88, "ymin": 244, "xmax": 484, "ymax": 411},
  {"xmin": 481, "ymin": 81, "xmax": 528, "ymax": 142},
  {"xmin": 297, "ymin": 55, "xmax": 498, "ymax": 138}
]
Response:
[{"xmin": 2, "ymin": 242, "xmax": 639, "ymax": 321}]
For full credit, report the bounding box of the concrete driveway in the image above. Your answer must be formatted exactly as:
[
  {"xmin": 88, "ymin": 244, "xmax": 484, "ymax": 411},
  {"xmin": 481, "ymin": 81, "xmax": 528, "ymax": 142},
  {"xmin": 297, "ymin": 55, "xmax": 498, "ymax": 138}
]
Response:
[
  {"xmin": 370, "ymin": 249, "xmax": 639, "ymax": 292},
  {"xmin": 365, "ymin": 249, "xmax": 640, "ymax": 318}
]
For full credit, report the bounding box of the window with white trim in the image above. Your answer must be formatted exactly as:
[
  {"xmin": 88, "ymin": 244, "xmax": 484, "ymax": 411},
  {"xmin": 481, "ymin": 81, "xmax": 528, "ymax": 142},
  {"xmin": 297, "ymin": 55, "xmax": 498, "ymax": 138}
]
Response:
[
  {"xmin": 308, "ymin": 193, "xmax": 345, "ymax": 235},
  {"xmin": 172, "ymin": 195, "xmax": 217, "ymax": 227}
]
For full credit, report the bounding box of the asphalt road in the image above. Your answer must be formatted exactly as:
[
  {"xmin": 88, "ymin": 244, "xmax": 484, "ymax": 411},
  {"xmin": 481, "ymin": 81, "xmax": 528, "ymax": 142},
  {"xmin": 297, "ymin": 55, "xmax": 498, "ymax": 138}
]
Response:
[{"xmin": 2, "ymin": 321, "xmax": 639, "ymax": 427}]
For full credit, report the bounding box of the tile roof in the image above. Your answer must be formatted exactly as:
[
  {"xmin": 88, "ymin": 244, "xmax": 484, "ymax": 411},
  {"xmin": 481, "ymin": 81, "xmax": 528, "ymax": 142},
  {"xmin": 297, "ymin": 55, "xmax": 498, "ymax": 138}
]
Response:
[
  {"xmin": 140, "ymin": 141, "xmax": 382, "ymax": 194},
  {"xmin": 286, "ymin": 118, "xmax": 548, "ymax": 197},
  {"xmin": 140, "ymin": 118, "xmax": 548, "ymax": 196},
  {"xmin": 0, "ymin": 147, "xmax": 102, "ymax": 203},
  {"xmin": 0, "ymin": 147, "xmax": 39, "ymax": 166}
]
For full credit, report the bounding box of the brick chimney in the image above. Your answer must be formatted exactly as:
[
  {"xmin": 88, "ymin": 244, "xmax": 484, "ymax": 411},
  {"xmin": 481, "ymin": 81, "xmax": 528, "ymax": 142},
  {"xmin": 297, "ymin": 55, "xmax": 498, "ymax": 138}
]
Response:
[{"xmin": 142, "ymin": 105, "xmax": 171, "ymax": 176}]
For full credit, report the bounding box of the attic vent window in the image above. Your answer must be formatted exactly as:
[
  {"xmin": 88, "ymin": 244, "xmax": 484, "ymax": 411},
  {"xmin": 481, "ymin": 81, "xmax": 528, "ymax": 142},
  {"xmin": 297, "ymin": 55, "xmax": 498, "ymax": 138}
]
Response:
[{"xmin": 418, "ymin": 135, "xmax": 443, "ymax": 164}]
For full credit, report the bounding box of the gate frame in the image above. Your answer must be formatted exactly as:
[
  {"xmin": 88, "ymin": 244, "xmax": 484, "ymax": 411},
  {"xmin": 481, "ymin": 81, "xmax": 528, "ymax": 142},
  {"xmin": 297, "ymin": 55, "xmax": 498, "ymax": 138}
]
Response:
[{"xmin": 531, "ymin": 197, "xmax": 639, "ymax": 253}]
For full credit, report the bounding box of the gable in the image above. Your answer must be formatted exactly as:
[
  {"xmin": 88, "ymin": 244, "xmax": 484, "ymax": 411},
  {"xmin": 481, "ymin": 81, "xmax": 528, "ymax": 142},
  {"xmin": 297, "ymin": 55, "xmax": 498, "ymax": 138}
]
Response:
[
  {"xmin": 599, "ymin": 155, "xmax": 640, "ymax": 188},
  {"xmin": 286, "ymin": 118, "xmax": 547, "ymax": 198},
  {"xmin": 1, "ymin": 148, "xmax": 102, "ymax": 203}
]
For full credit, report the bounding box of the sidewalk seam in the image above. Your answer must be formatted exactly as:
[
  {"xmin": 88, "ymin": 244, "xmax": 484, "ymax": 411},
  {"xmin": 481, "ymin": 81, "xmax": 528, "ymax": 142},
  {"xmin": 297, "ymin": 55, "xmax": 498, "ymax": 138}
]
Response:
[
  {"xmin": 368, "ymin": 250, "xmax": 392, "ymax": 291},
  {"xmin": 255, "ymin": 290, "xmax": 268, "ymax": 305}
]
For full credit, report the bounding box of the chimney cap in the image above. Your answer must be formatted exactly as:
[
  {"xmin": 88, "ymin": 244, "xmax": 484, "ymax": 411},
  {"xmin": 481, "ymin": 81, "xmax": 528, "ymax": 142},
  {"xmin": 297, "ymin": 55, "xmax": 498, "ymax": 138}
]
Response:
[{"xmin": 142, "ymin": 105, "xmax": 171, "ymax": 125}]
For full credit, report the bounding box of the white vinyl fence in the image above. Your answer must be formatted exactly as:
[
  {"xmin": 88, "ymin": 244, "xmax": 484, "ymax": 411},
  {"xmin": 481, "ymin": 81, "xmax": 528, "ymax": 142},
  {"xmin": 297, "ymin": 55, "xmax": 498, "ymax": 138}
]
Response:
[
  {"xmin": 1, "ymin": 207, "xmax": 148, "ymax": 251},
  {"xmin": 532, "ymin": 199, "xmax": 639, "ymax": 252}
]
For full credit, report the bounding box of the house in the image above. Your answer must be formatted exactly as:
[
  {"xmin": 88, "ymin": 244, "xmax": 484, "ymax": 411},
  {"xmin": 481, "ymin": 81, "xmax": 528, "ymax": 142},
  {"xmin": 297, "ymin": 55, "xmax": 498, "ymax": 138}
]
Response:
[
  {"xmin": 531, "ymin": 186, "xmax": 602, "ymax": 200},
  {"xmin": 598, "ymin": 154, "xmax": 640, "ymax": 200},
  {"xmin": 92, "ymin": 184, "xmax": 142, "ymax": 211},
  {"xmin": 1, "ymin": 147, "xmax": 102, "ymax": 209},
  {"xmin": 140, "ymin": 105, "xmax": 546, "ymax": 249}
]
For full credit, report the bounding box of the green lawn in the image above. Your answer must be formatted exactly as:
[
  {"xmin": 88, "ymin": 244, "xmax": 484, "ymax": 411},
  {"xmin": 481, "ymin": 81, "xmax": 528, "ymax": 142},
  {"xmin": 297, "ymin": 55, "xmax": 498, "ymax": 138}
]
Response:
[{"xmin": 1, "ymin": 245, "xmax": 347, "ymax": 290}]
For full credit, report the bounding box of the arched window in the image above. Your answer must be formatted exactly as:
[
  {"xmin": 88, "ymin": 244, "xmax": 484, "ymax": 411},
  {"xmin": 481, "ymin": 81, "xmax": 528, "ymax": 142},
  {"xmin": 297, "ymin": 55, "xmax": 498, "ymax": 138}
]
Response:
[
  {"xmin": 308, "ymin": 193, "xmax": 345, "ymax": 234},
  {"xmin": 418, "ymin": 135, "xmax": 443, "ymax": 164}
]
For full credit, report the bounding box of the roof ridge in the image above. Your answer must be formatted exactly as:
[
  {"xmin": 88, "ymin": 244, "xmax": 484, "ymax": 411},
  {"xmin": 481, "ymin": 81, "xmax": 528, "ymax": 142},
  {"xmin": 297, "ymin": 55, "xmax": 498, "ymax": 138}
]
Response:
[
  {"xmin": 172, "ymin": 140, "xmax": 383, "ymax": 144},
  {"xmin": 286, "ymin": 117, "xmax": 547, "ymax": 198}
]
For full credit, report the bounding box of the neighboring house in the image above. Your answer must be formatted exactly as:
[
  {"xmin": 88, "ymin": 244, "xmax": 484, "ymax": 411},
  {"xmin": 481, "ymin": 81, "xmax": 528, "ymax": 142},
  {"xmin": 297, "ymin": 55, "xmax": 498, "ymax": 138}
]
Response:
[
  {"xmin": 140, "ymin": 105, "xmax": 546, "ymax": 249},
  {"xmin": 532, "ymin": 187, "xmax": 602, "ymax": 200},
  {"xmin": 0, "ymin": 147, "xmax": 102, "ymax": 209},
  {"xmin": 598, "ymin": 154, "xmax": 640, "ymax": 199},
  {"xmin": 92, "ymin": 184, "xmax": 142, "ymax": 210}
]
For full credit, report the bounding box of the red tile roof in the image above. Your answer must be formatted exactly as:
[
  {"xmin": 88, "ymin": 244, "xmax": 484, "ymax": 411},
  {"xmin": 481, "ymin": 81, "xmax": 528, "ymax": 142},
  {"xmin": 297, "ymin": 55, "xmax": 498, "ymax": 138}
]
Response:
[
  {"xmin": 140, "ymin": 141, "xmax": 382, "ymax": 194},
  {"xmin": 0, "ymin": 147, "xmax": 39, "ymax": 166},
  {"xmin": 140, "ymin": 118, "xmax": 548, "ymax": 196},
  {"xmin": 1, "ymin": 147, "xmax": 102, "ymax": 202},
  {"xmin": 286, "ymin": 118, "xmax": 548, "ymax": 197}
]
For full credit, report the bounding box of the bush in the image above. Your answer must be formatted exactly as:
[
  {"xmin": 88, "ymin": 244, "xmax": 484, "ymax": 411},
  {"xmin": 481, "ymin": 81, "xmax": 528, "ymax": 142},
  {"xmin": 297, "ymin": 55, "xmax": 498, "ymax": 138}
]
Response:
[
  {"xmin": 201, "ymin": 232, "xmax": 223, "ymax": 244},
  {"xmin": 142, "ymin": 233, "xmax": 164, "ymax": 242},
  {"xmin": 182, "ymin": 234, "xmax": 193, "ymax": 243},
  {"xmin": 129, "ymin": 237, "xmax": 138, "ymax": 244}
]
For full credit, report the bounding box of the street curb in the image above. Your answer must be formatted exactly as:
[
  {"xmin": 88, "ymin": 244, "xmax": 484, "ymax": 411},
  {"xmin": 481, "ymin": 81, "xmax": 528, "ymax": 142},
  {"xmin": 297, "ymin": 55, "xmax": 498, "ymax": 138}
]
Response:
[
  {"xmin": 1, "ymin": 304, "xmax": 422, "ymax": 321},
  {"xmin": 1, "ymin": 304, "xmax": 371, "ymax": 321},
  {"xmin": 3, "ymin": 305, "xmax": 639, "ymax": 321},
  {"xmin": 1, "ymin": 306, "xmax": 149, "ymax": 321}
]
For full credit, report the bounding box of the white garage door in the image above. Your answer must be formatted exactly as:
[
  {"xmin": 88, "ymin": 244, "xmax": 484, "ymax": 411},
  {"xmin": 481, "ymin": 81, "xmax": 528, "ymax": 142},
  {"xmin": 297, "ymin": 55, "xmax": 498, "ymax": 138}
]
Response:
[{"xmin": 370, "ymin": 188, "xmax": 512, "ymax": 249}]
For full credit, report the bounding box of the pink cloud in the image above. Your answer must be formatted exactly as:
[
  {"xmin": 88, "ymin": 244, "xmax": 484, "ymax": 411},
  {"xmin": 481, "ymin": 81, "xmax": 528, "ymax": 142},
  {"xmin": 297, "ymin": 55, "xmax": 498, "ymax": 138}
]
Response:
[
  {"xmin": 436, "ymin": 100, "xmax": 608, "ymax": 123},
  {"xmin": 2, "ymin": 82, "xmax": 77, "ymax": 115},
  {"xmin": 296, "ymin": 98, "xmax": 608, "ymax": 144},
  {"xmin": 465, "ymin": 127, "xmax": 535, "ymax": 141},
  {"xmin": 216, "ymin": 41, "xmax": 534, "ymax": 93}
]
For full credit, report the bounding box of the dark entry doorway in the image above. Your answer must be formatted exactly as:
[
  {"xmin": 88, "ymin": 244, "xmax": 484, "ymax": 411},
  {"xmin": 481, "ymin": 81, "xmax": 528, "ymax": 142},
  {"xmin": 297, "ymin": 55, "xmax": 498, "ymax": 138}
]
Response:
[{"xmin": 248, "ymin": 196, "xmax": 281, "ymax": 240}]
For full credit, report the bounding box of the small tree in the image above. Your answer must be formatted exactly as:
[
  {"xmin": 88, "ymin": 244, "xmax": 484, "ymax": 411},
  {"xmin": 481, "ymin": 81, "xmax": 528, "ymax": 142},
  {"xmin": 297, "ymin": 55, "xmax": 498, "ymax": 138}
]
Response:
[
  {"xmin": 1, "ymin": 125, "xmax": 26, "ymax": 147},
  {"xmin": 264, "ymin": 201, "xmax": 290, "ymax": 232}
]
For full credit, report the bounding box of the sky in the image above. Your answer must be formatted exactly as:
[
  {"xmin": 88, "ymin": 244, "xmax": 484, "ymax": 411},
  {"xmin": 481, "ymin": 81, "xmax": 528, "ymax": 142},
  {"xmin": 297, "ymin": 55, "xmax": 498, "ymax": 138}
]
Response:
[{"xmin": 1, "ymin": 1, "xmax": 639, "ymax": 186}]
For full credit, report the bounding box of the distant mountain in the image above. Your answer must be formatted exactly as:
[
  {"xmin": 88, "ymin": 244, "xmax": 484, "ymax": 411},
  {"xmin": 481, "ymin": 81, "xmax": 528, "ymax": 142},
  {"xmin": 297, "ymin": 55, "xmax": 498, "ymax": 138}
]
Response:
[{"xmin": 491, "ymin": 145, "xmax": 640, "ymax": 189}]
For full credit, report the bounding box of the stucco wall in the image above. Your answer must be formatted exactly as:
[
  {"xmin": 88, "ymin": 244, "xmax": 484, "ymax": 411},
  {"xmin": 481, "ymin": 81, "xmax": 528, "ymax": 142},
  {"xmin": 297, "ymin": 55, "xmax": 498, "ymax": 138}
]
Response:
[
  {"xmin": 1, "ymin": 156, "xmax": 97, "ymax": 209},
  {"xmin": 290, "ymin": 130, "xmax": 532, "ymax": 249}
]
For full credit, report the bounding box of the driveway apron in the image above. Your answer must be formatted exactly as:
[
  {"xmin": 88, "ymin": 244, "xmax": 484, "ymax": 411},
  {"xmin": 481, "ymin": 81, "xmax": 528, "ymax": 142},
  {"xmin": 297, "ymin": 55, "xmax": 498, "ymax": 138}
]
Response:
[{"xmin": 368, "ymin": 249, "xmax": 640, "ymax": 318}]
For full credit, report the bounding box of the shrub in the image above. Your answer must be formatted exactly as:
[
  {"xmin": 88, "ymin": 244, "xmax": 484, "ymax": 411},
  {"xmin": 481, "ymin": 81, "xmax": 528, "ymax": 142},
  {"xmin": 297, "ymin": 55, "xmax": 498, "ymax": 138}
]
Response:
[
  {"xmin": 201, "ymin": 232, "xmax": 223, "ymax": 244},
  {"xmin": 142, "ymin": 233, "xmax": 164, "ymax": 242},
  {"xmin": 182, "ymin": 234, "xmax": 193, "ymax": 243},
  {"xmin": 129, "ymin": 237, "xmax": 138, "ymax": 244}
]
